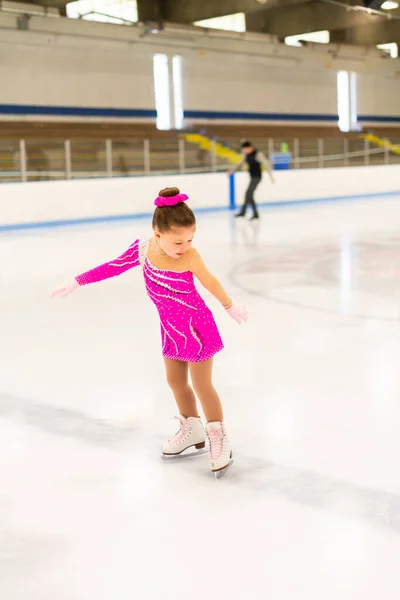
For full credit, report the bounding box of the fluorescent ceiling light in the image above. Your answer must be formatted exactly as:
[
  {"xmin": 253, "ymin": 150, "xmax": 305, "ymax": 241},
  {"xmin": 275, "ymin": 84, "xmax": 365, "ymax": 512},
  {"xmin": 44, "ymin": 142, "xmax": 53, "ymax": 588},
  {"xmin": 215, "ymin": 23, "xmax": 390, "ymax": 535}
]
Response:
[
  {"xmin": 172, "ymin": 56, "xmax": 184, "ymax": 130},
  {"xmin": 194, "ymin": 13, "xmax": 246, "ymax": 32},
  {"xmin": 153, "ymin": 54, "xmax": 171, "ymax": 130},
  {"xmin": 285, "ymin": 30, "xmax": 329, "ymax": 47},
  {"xmin": 377, "ymin": 42, "xmax": 398, "ymax": 57}
]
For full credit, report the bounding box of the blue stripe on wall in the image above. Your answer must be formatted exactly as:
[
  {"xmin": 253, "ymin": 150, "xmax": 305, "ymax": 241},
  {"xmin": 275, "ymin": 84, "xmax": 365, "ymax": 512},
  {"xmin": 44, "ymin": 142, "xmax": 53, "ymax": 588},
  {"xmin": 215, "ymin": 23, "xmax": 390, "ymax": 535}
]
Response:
[
  {"xmin": 0, "ymin": 104, "xmax": 398, "ymax": 124},
  {"xmin": 0, "ymin": 104, "xmax": 157, "ymax": 118},
  {"xmin": 358, "ymin": 115, "xmax": 400, "ymax": 123},
  {"xmin": 184, "ymin": 110, "xmax": 338, "ymax": 122}
]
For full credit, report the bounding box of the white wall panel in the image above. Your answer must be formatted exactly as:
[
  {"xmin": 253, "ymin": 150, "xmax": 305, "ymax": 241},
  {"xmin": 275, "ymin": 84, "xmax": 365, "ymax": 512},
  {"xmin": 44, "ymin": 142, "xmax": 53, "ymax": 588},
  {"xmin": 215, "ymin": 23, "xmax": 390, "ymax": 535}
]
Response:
[
  {"xmin": 0, "ymin": 42, "xmax": 154, "ymax": 109},
  {"xmin": 182, "ymin": 55, "xmax": 337, "ymax": 116},
  {"xmin": 358, "ymin": 74, "xmax": 400, "ymax": 118}
]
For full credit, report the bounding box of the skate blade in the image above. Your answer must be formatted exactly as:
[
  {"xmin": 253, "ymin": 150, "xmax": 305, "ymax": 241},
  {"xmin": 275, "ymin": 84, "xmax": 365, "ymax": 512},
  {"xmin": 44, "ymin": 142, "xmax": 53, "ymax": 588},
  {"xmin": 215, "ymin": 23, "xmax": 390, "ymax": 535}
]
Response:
[
  {"xmin": 161, "ymin": 447, "xmax": 207, "ymax": 460},
  {"xmin": 214, "ymin": 459, "xmax": 234, "ymax": 479}
]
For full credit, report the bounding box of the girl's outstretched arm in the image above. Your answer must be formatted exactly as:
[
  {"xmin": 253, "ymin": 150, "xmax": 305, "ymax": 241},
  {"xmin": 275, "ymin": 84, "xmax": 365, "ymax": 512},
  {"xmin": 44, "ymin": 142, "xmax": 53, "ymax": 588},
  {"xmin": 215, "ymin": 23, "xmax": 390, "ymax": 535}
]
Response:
[{"xmin": 52, "ymin": 239, "xmax": 141, "ymax": 298}]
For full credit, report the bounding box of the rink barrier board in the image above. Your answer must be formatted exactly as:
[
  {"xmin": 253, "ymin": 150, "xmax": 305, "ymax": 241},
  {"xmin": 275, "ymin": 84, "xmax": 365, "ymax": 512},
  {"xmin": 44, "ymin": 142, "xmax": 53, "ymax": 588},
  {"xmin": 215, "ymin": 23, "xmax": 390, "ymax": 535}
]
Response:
[
  {"xmin": 2, "ymin": 166, "xmax": 400, "ymax": 232},
  {"xmin": 2, "ymin": 189, "xmax": 400, "ymax": 233}
]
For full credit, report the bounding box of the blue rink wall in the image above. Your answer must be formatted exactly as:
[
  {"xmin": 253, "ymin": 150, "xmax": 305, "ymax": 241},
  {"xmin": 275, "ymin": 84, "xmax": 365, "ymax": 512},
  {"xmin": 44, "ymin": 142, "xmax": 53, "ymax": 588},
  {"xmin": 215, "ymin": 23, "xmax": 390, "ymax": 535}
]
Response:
[{"xmin": 1, "ymin": 165, "xmax": 400, "ymax": 232}]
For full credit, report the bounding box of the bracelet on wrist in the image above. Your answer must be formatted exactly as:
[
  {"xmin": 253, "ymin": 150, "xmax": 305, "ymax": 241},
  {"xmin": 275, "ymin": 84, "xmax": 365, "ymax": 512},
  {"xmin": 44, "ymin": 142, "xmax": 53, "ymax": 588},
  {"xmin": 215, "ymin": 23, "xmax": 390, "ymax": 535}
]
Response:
[{"xmin": 223, "ymin": 301, "xmax": 233, "ymax": 310}]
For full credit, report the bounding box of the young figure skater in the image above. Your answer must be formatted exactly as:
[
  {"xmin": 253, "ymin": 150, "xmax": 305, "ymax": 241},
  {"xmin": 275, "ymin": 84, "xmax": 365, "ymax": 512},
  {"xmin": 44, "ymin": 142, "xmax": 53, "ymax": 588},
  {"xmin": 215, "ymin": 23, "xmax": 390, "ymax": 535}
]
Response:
[
  {"xmin": 52, "ymin": 187, "xmax": 248, "ymax": 477},
  {"xmin": 229, "ymin": 140, "xmax": 274, "ymax": 220}
]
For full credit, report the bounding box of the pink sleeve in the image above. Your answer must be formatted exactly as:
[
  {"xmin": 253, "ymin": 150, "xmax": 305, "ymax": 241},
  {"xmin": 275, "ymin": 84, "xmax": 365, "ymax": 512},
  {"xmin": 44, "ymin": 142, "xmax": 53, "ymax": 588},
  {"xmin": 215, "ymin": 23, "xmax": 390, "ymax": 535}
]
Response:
[{"xmin": 75, "ymin": 239, "xmax": 141, "ymax": 286}]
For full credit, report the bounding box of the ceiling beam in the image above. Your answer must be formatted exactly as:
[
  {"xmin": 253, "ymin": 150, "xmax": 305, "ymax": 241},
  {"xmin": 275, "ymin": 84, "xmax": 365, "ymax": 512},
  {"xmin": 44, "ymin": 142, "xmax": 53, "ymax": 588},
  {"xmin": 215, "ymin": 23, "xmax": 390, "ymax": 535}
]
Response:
[
  {"xmin": 246, "ymin": 1, "xmax": 386, "ymax": 37},
  {"xmin": 160, "ymin": 0, "xmax": 310, "ymax": 24},
  {"xmin": 330, "ymin": 20, "xmax": 400, "ymax": 45},
  {"xmin": 14, "ymin": 0, "xmax": 68, "ymax": 8},
  {"xmin": 136, "ymin": 0, "xmax": 164, "ymax": 23}
]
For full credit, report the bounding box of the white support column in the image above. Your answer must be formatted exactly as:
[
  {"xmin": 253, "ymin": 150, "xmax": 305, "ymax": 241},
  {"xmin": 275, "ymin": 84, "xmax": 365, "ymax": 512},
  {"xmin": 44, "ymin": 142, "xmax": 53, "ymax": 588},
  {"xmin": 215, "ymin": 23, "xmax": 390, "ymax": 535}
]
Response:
[
  {"xmin": 64, "ymin": 140, "xmax": 72, "ymax": 180},
  {"xmin": 106, "ymin": 139, "xmax": 113, "ymax": 178},
  {"xmin": 343, "ymin": 138, "xmax": 349, "ymax": 167},
  {"xmin": 318, "ymin": 139, "xmax": 324, "ymax": 168},
  {"xmin": 20, "ymin": 139, "xmax": 27, "ymax": 182},
  {"xmin": 293, "ymin": 138, "xmax": 300, "ymax": 169},
  {"xmin": 364, "ymin": 138, "xmax": 369, "ymax": 166},
  {"xmin": 178, "ymin": 138, "xmax": 185, "ymax": 173},
  {"xmin": 211, "ymin": 140, "xmax": 217, "ymax": 172},
  {"xmin": 144, "ymin": 139, "xmax": 150, "ymax": 174},
  {"xmin": 384, "ymin": 139, "xmax": 390, "ymax": 165}
]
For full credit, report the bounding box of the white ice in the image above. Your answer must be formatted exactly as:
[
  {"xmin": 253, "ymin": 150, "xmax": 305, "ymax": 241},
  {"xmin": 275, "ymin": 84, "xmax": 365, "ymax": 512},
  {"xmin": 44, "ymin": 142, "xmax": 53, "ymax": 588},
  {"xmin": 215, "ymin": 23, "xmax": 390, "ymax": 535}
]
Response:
[{"xmin": 2, "ymin": 196, "xmax": 400, "ymax": 599}]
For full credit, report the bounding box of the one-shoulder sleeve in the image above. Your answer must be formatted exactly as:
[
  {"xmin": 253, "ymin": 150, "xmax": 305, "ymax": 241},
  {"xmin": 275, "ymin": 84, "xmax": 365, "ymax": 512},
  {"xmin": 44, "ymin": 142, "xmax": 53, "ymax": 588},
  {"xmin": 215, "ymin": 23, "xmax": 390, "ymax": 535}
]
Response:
[{"xmin": 75, "ymin": 239, "xmax": 140, "ymax": 286}]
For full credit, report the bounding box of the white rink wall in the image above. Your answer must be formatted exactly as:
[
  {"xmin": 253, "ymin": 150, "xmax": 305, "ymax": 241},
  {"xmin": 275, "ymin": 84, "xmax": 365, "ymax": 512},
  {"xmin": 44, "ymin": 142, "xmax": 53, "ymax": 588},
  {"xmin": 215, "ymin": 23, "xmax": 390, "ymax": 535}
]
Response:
[
  {"xmin": 235, "ymin": 164, "xmax": 400, "ymax": 205},
  {"xmin": 2, "ymin": 165, "xmax": 400, "ymax": 230},
  {"xmin": 0, "ymin": 173, "xmax": 229, "ymax": 228}
]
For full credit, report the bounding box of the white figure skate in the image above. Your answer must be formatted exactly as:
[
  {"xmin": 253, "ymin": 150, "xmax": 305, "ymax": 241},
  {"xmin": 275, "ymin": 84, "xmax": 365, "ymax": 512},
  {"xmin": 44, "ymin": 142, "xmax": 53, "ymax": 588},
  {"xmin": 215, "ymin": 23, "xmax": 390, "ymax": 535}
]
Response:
[
  {"xmin": 162, "ymin": 415, "xmax": 206, "ymax": 457},
  {"xmin": 206, "ymin": 421, "xmax": 233, "ymax": 478}
]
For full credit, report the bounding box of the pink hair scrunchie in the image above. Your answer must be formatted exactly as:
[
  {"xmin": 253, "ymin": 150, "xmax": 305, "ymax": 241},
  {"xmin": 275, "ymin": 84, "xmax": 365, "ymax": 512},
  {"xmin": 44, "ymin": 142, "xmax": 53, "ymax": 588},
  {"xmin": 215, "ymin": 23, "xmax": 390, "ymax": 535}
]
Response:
[{"xmin": 154, "ymin": 193, "xmax": 189, "ymax": 207}]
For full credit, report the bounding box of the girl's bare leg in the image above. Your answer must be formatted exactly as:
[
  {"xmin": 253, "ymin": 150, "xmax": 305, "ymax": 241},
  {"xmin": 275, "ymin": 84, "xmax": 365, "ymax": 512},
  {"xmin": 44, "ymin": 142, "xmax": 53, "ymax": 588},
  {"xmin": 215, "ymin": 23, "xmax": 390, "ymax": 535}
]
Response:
[
  {"xmin": 189, "ymin": 358, "xmax": 223, "ymax": 422},
  {"xmin": 164, "ymin": 358, "xmax": 199, "ymax": 417}
]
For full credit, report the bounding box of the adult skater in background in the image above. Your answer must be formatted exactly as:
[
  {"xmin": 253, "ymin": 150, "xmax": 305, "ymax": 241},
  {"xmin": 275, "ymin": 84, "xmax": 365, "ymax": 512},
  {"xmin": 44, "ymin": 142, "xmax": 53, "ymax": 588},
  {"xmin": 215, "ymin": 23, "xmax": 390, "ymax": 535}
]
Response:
[{"xmin": 228, "ymin": 140, "xmax": 274, "ymax": 220}]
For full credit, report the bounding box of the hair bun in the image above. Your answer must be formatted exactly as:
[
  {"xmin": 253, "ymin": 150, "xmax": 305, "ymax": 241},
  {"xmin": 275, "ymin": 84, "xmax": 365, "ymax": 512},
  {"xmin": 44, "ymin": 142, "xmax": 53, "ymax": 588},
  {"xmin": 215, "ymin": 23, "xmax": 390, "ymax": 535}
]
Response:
[{"xmin": 159, "ymin": 187, "xmax": 180, "ymax": 198}]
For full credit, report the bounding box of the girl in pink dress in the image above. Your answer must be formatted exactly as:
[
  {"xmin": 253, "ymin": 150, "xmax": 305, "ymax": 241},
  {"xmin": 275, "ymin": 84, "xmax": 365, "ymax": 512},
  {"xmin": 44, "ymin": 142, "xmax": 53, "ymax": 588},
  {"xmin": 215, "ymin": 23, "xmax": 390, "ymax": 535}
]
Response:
[{"xmin": 52, "ymin": 187, "xmax": 247, "ymax": 476}]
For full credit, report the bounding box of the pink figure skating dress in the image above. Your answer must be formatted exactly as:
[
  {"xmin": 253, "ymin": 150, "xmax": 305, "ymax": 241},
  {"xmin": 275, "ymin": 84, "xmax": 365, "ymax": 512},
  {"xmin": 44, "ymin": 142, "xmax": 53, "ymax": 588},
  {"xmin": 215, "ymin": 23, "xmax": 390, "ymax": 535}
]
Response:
[{"xmin": 75, "ymin": 239, "xmax": 225, "ymax": 362}]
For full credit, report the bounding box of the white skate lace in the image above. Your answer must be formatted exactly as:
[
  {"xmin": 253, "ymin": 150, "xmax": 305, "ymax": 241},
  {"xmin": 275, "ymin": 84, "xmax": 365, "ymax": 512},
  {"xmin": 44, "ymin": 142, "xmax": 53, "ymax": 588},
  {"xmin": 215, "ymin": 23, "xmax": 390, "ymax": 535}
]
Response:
[
  {"xmin": 208, "ymin": 427, "xmax": 225, "ymax": 462},
  {"xmin": 169, "ymin": 416, "xmax": 190, "ymax": 447}
]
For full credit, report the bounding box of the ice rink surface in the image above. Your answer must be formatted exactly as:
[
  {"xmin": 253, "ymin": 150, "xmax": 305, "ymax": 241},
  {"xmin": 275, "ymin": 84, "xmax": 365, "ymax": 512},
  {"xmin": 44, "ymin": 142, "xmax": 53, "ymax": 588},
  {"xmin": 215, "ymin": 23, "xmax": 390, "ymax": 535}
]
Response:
[{"xmin": 2, "ymin": 195, "xmax": 400, "ymax": 599}]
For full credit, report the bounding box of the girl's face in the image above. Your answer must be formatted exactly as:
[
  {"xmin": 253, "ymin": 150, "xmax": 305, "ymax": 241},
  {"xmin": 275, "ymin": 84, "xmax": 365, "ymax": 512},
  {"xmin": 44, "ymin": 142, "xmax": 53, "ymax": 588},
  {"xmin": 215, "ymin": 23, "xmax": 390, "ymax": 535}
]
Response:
[{"xmin": 154, "ymin": 226, "xmax": 196, "ymax": 259}]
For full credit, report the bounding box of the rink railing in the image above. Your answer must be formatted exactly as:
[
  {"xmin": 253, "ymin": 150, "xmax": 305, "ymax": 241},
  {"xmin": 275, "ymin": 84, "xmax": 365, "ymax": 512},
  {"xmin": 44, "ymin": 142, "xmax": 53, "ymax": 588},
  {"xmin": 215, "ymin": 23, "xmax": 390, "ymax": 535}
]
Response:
[{"xmin": 1, "ymin": 137, "xmax": 399, "ymax": 183}]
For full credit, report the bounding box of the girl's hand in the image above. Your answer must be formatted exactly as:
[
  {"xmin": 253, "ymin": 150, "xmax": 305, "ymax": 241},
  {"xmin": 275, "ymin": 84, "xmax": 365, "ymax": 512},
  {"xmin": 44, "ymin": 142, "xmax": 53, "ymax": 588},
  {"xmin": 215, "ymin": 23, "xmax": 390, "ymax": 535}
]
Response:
[
  {"xmin": 226, "ymin": 303, "xmax": 248, "ymax": 324},
  {"xmin": 51, "ymin": 278, "xmax": 79, "ymax": 298}
]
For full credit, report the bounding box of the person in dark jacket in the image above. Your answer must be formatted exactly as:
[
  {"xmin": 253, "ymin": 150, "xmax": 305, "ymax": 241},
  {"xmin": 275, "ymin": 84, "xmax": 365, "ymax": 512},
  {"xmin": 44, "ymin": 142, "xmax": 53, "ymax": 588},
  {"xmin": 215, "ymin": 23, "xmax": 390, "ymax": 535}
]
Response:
[{"xmin": 229, "ymin": 141, "xmax": 274, "ymax": 220}]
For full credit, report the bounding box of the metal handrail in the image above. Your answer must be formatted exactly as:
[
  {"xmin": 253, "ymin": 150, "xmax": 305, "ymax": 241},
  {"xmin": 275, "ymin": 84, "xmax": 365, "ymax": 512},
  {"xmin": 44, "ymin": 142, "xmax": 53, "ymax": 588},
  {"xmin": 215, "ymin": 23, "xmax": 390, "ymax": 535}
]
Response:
[
  {"xmin": 0, "ymin": 138, "xmax": 396, "ymax": 183},
  {"xmin": 298, "ymin": 146, "xmax": 386, "ymax": 164}
]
